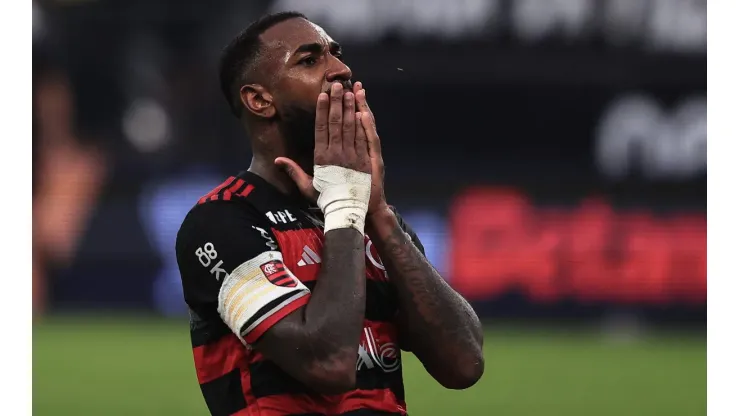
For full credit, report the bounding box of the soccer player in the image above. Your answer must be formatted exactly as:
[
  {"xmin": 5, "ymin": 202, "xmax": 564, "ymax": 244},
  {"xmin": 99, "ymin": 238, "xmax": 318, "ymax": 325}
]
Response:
[{"xmin": 176, "ymin": 11, "xmax": 484, "ymax": 416}]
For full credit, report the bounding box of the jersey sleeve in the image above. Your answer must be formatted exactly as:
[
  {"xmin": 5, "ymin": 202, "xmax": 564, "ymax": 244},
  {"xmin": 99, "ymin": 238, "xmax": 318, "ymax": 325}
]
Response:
[
  {"xmin": 176, "ymin": 202, "xmax": 310, "ymax": 345},
  {"xmin": 389, "ymin": 206, "xmax": 426, "ymax": 256}
]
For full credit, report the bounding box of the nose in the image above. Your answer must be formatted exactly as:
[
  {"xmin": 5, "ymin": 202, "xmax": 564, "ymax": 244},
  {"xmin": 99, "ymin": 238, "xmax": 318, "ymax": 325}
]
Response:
[{"xmin": 325, "ymin": 56, "xmax": 352, "ymax": 84}]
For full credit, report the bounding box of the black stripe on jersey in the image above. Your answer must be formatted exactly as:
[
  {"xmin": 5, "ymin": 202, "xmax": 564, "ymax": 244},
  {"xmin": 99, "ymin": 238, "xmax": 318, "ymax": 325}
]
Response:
[
  {"xmin": 304, "ymin": 280, "xmax": 397, "ymax": 323},
  {"xmin": 199, "ymin": 368, "xmax": 246, "ymax": 416},
  {"xmin": 239, "ymin": 289, "xmax": 306, "ymax": 336},
  {"xmin": 189, "ymin": 308, "xmax": 233, "ymax": 348},
  {"xmin": 248, "ymin": 360, "xmax": 405, "ymax": 399},
  {"xmin": 364, "ymin": 279, "xmax": 398, "ymax": 322}
]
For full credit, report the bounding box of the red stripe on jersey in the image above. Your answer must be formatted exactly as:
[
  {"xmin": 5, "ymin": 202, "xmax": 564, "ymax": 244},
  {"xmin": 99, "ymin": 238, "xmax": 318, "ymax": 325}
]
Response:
[
  {"xmin": 272, "ymin": 228, "xmax": 388, "ymax": 284},
  {"xmin": 192, "ymin": 334, "xmax": 246, "ymax": 384},
  {"xmin": 272, "ymin": 229, "xmax": 322, "ymax": 283},
  {"xmin": 198, "ymin": 177, "xmax": 236, "ymax": 204},
  {"xmin": 336, "ymin": 389, "xmax": 407, "ymax": 415},
  {"xmin": 227, "ymin": 178, "xmax": 246, "ymax": 194},
  {"xmin": 251, "ymin": 389, "xmax": 406, "ymax": 415},
  {"xmin": 244, "ymin": 294, "xmax": 310, "ymax": 344},
  {"xmin": 222, "ymin": 190, "xmax": 233, "ymax": 201},
  {"xmin": 247, "ymin": 349, "xmax": 266, "ymax": 364},
  {"xmin": 238, "ymin": 184, "xmax": 255, "ymax": 197},
  {"xmin": 363, "ymin": 319, "xmax": 399, "ymax": 344},
  {"xmin": 239, "ymin": 360, "xmax": 256, "ymax": 412}
]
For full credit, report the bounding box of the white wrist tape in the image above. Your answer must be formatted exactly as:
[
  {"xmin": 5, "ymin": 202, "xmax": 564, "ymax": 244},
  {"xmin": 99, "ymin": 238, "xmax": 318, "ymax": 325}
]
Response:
[{"xmin": 312, "ymin": 165, "xmax": 372, "ymax": 233}]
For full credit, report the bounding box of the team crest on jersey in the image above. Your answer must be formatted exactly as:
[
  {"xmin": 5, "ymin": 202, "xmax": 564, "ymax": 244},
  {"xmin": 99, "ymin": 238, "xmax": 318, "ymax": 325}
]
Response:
[{"xmin": 260, "ymin": 260, "xmax": 297, "ymax": 288}]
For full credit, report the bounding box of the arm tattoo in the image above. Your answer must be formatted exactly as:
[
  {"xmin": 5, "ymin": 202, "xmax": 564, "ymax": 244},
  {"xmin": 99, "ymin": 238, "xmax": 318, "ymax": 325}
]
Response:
[{"xmin": 370, "ymin": 214, "xmax": 484, "ymax": 385}]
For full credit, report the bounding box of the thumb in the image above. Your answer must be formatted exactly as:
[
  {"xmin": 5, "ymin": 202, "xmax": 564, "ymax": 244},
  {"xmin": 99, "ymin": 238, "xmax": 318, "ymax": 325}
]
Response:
[{"xmin": 274, "ymin": 157, "xmax": 318, "ymax": 201}]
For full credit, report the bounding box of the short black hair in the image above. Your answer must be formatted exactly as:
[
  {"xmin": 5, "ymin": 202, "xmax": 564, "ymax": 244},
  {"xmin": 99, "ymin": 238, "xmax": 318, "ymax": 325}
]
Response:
[{"xmin": 218, "ymin": 11, "xmax": 307, "ymax": 118}]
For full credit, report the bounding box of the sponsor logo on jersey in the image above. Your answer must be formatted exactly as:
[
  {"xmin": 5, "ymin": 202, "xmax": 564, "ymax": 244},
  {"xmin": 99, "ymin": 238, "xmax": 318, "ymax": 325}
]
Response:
[
  {"xmin": 296, "ymin": 245, "xmax": 322, "ymax": 267},
  {"xmin": 357, "ymin": 327, "xmax": 400, "ymax": 373}
]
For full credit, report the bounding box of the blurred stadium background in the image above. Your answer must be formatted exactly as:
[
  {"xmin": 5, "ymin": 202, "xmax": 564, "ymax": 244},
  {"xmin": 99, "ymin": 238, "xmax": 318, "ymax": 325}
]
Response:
[{"xmin": 32, "ymin": 0, "xmax": 706, "ymax": 415}]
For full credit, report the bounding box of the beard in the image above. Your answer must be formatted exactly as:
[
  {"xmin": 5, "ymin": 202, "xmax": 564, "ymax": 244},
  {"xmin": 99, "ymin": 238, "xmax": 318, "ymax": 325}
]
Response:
[{"xmin": 277, "ymin": 103, "xmax": 316, "ymax": 160}]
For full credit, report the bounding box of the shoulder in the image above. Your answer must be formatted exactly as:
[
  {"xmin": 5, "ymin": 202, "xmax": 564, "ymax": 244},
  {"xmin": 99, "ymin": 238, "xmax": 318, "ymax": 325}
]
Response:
[
  {"xmin": 175, "ymin": 175, "xmax": 281, "ymax": 281},
  {"xmin": 175, "ymin": 197, "xmax": 281, "ymax": 264},
  {"xmin": 177, "ymin": 173, "xmax": 275, "ymax": 245},
  {"xmin": 180, "ymin": 198, "xmax": 260, "ymax": 230},
  {"xmin": 175, "ymin": 201, "xmax": 281, "ymax": 309}
]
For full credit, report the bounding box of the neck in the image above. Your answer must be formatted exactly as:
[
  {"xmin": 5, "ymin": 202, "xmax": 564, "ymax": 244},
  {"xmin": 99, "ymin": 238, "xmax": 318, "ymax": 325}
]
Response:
[
  {"xmin": 248, "ymin": 155, "xmax": 296, "ymax": 196},
  {"xmin": 247, "ymin": 130, "xmax": 312, "ymax": 197}
]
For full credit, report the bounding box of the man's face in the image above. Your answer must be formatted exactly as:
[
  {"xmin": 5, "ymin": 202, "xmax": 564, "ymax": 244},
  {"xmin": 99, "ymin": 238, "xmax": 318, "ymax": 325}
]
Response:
[{"xmin": 259, "ymin": 18, "xmax": 353, "ymax": 155}]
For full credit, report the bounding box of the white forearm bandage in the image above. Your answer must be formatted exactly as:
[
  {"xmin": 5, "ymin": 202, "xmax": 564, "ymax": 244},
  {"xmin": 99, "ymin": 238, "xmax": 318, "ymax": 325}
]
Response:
[{"xmin": 313, "ymin": 165, "xmax": 372, "ymax": 233}]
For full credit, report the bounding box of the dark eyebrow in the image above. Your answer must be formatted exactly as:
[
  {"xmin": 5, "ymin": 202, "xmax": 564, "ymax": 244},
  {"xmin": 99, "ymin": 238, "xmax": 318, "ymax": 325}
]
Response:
[{"xmin": 293, "ymin": 41, "xmax": 342, "ymax": 56}]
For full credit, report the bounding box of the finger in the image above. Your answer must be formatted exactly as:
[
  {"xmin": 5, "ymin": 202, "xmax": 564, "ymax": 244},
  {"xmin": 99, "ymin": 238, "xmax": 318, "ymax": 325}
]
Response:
[
  {"xmin": 355, "ymin": 89, "xmax": 375, "ymax": 123},
  {"xmin": 274, "ymin": 157, "xmax": 318, "ymax": 201},
  {"xmin": 275, "ymin": 157, "xmax": 312, "ymax": 188},
  {"xmin": 353, "ymin": 81, "xmax": 362, "ymax": 95},
  {"xmin": 354, "ymin": 111, "xmax": 369, "ymax": 168},
  {"xmin": 328, "ymin": 82, "xmax": 344, "ymax": 149},
  {"xmin": 361, "ymin": 111, "xmax": 382, "ymax": 158},
  {"xmin": 314, "ymin": 92, "xmax": 330, "ymax": 150},
  {"xmin": 342, "ymin": 91, "xmax": 356, "ymax": 151}
]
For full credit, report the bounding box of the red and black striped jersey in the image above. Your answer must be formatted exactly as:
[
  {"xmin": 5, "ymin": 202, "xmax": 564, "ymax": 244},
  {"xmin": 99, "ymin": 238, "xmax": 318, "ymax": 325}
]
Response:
[{"xmin": 175, "ymin": 171, "xmax": 425, "ymax": 416}]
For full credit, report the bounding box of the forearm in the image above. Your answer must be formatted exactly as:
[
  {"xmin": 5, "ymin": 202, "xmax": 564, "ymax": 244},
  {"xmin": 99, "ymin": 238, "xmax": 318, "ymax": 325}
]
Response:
[
  {"xmin": 254, "ymin": 228, "xmax": 367, "ymax": 394},
  {"xmin": 368, "ymin": 207, "xmax": 484, "ymax": 388},
  {"xmin": 283, "ymin": 228, "xmax": 367, "ymax": 392},
  {"xmin": 304, "ymin": 228, "xmax": 367, "ymax": 351}
]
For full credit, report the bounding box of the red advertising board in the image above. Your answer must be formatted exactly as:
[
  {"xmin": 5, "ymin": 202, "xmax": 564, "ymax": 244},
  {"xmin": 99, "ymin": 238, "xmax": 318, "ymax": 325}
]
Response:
[{"xmin": 450, "ymin": 188, "xmax": 706, "ymax": 305}]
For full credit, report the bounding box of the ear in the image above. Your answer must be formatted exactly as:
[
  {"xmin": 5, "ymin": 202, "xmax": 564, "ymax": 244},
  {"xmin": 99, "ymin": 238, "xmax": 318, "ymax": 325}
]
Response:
[{"xmin": 240, "ymin": 84, "xmax": 276, "ymax": 119}]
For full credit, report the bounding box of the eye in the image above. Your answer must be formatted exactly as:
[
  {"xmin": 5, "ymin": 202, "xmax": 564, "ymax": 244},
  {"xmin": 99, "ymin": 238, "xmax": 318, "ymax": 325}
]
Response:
[
  {"xmin": 333, "ymin": 51, "xmax": 344, "ymax": 61},
  {"xmin": 300, "ymin": 56, "xmax": 317, "ymax": 66}
]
